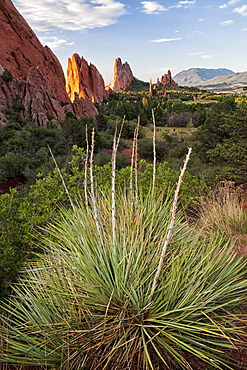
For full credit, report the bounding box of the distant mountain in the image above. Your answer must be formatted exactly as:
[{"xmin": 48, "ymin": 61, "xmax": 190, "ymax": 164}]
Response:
[
  {"xmin": 174, "ymin": 68, "xmax": 234, "ymax": 86},
  {"xmin": 194, "ymin": 71, "xmax": 247, "ymax": 94},
  {"xmin": 195, "ymin": 71, "xmax": 247, "ymax": 87}
]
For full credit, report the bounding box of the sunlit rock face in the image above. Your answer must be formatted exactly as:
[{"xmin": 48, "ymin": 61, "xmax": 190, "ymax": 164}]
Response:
[
  {"xmin": 0, "ymin": 0, "xmax": 69, "ymax": 103},
  {"xmin": 106, "ymin": 58, "xmax": 134, "ymax": 93},
  {"xmin": 66, "ymin": 54, "xmax": 108, "ymax": 103},
  {"xmin": 0, "ymin": 0, "xmax": 98, "ymax": 125}
]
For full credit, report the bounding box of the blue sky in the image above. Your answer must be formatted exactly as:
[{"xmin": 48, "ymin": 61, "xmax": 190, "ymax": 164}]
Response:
[{"xmin": 12, "ymin": 0, "xmax": 247, "ymax": 84}]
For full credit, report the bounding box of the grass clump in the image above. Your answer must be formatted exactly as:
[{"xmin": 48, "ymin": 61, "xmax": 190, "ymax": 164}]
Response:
[
  {"xmin": 1, "ymin": 186, "xmax": 247, "ymax": 369},
  {"xmin": 195, "ymin": 181, "xmax": 247, "ymax": 237}
]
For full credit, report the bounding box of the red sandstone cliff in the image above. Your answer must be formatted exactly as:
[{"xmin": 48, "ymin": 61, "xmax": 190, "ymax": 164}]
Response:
[
  {"xmin": 66, "ymin": 54, "xmax": 108, "ymax": 103},
  {"xmin": 0, "ymin": 0, "xmax": 97, "ymax": 125},
  {"xmin": 106, "ymin": 58, "xmax": 134, "ymax": 93},
  {"xmin": 159, "ymin": 70, "xmax": 178, "ymax": 87}
]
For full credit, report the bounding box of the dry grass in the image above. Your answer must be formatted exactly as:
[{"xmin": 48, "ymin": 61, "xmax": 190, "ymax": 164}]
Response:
[
  {"xmin": 195, "ymin": 181, "xmax": 247, "ymax": 237},
  {"xmin": 143, "ymin": 126, "xmax": 196, "ymax": 141}
]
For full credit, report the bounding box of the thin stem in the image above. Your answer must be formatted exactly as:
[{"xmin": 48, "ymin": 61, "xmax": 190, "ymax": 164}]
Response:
[
  {"xmin": 134, "ymin": 116, "xmax": 140, "ymax": 203},
  {"xmin": 111, "ymin": 116, "xmax": 125, "ymax": 244},
  {"xmin": 129, "ymin": 135, "xmax": 135, "ymax": 200},
  {"xmin": 89, "ymin": 128, "xmax": 104, "ymax": 248},
  {"xmin": 48, "ymin": 145, "xmax": 75, "ymax": 212},
  {"xmin": 148, "ymin": 147, "xmax": 192, "ymax": 304},
  {"xmin": 84, "ymin": 124, "xmax": 89, "ymax": 206},
  {"xmin": 152, "ymin": 109, "xmax": 156, "ymax": 194}
]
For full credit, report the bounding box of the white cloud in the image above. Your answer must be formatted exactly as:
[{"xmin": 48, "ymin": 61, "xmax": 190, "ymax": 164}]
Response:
[
  {"xmin": 219, "ymin": 0, "xmax": 242, "ymax": 9},
  {"xmin": 220, "ymin": 19, "xmax": 234, "ymax": 25},
  {"xmin": 177, "ymin": 0, "xmax": 196, "ymax": 4},
  {"xmin": 201, "ymin": 54, "xmax": 215, "ymax": 59},
  {"xmin": 198, "ymin": 18, "xmax": 204, "ymax": 21},
  {"xmin": 170, "ymin": 1, "xmax": 196, "ymax": 9},
  {"xmin": 141, "ymin": 1, "xmax": 168, "ymax": 14},
  {"xmin": 188, "ymin": 51, "xmax": 215, "ymax": 59},
  {"xmin": 39, "ymin": 36, "xmax": 75, "ymax": 50},
  {"xmin": 228, "ymin": 0, "xmax": 242, "ymax": 4},
  {"xmin": 188, "ymin": 51, "xmax": 206, "ymax": 55},
  {"xmin": 13, "ymin": 0, "xmax": 126, "ymax": 32},
  {"xmin": 150, "ymin": 37, "xmax": 182, "ymax": 42},
  {"xmin": 234, "ymin": 5, "xmax": 247, "ymax": 16}
]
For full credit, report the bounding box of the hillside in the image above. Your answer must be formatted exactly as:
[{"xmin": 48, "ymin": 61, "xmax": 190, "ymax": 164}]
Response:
[
  {"xmin": 194, "ymin": 71, "xmax": 247, "ymax": 94},
  {"xmin": 174, "ymin": 68, "xmax": 234, "ymax": 86}
]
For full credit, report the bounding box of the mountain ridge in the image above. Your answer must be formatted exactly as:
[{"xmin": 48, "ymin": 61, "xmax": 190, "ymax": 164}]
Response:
[{"xmin": 174, "ymin": 68, "xmax": 235, "ymax": 86}]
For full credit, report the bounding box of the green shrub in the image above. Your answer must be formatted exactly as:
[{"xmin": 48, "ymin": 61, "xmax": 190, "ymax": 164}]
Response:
[
  {"xmin": 1, "ymin": 188, "xmax": 247, "ymax": 369},
  {"xmin": 1, "ymin": 69, "xmax": 13, "ymax": 82},
  {"xmin": 0, "ymin": 190, "xmax": 27, "ymax": 299}
]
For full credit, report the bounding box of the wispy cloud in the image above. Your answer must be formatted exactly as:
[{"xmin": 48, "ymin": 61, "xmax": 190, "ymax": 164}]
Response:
[
  {"xmin": 170, "ymin": 1, "xmax": 196, "ymax": 9},
  {"xmin": 233, "ymin": 5, "xmax": 247, "ymax": 16},
  {"xmin": 188, "ymin": 51, "xmax": 206, "ymax": 55},
  {"xmin": 141, "ymin": 1, "xmax": 168, "ymax": 14},
  {"xmin": 201, "ymin": 54, "xmax": 216, "ymax": 59},
  {"xmin": 39, "ymin": 36, "xmax": 75, "ymax": 50},
  {"xmin": 219, "ymin": 0, "xmax": 242, "ymax": 9},
  {"xmin": 220, "ymin": 19, "xmax": 234, "ymax": 25},
  {"xmin": 188, "ymin": 51, "xmax": 215, "ymax": 59},
  {"xmin": 150, "ymin": 37, "xmax": 182, "ymax": 42},
  {"xmin": 13, "ymin": 0, "xmax": 126, "ymax": 32}
]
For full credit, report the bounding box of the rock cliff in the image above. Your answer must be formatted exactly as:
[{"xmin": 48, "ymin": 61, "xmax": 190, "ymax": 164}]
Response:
[
  {"xmin": 106, "ymin": 58, "xmax": 134, "ymax": 93},
  {"xmin": 66, "ymin": 54, "xmax": 108, "ymax": 103},
  {"xmin": 158, "ymin": 70, "xmax": 178, "ymax": 87},
  {"xmin": 0, "ymin": 0, "xmax": 97, "ymax": 125}
]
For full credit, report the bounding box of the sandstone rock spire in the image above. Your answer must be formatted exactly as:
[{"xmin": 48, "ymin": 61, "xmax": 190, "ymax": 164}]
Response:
[
  {"xmin": 0, "ymin": 0, "xmax": 97, "ymax": 125},
  {"xmin": 159, "ymin": 70, "xmax": 178, "ymax": 87},
  {"xmin": 106, "ymin": 58, "xmax": 134, "ymax": 93},
  {"xmin": 66, "ymin": 54, "xmax": 108, "ymax": 103}
]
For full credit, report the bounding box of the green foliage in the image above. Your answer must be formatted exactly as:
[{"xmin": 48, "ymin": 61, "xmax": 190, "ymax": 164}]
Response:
[
  {"xmin": 0, "ymin": 189, "xmax": 247, "ymax": 369},
  {"xmin": 0, "ymin": 153, "xmax": 207, "ymax": 299},
  {"xmin": 0, "ymin": 190, "xmax": 27, "ymax": 298},
  {"xmin": 138, "ymin": 138, "xmax": 167, "ymax": 161},
  {"xmin": 12, "ymin": 101, "xmax": 24, "ymax": 112},
  {"xmin": 0, "ymin": 112, "xmax": 103, "ymax": 183},
  {"xmin": 194, "ymin": 102, "xmax": 247, "ymax": 183},
  {"xmin": 1, "ymin": 69, "xmax": 13, "ymax": 82}
]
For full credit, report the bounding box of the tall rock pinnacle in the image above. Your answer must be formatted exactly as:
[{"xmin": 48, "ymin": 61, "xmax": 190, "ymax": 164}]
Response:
[
  {"xmin": 159, "ymin": 70, "xmax": 178, "ymax": 87},
  {"xmin": 106, "ymin": 58, "xmax": 134, "ymax": 93},
  {"xmin": 66, "ymin": 54, "xmax": 108, "ymax": 103},
  {"xmin": 0, "ymin": 0, "xmax": 97, "ymax": 125}
]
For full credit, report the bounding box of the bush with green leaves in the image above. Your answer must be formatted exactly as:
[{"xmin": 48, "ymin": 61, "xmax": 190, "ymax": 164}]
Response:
[
  {"xmin": 1, "ymin": 69, "xmax": 13, "ymax": 82},
  {"xmin": 0, "ymin": 140, "xmax": 208, "ymax": 301},
  {"xmin": 0, "ymin": 189, "xmax": 27, "ymax": 299},
  {"xmin": 1, "ymin": 185, "xmax": 247, "ymax": 369}
]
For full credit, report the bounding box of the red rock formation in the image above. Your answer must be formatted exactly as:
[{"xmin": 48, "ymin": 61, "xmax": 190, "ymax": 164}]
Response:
[
  {"xmin": 0, "ymin": 0, "xmax": 69, "ymax": 101},
  {"xmin": 65, "ymin": 92, "xmax": 98, "ymax": 118},
  {"xmin": 66, "ymin": 54, "xmax": 108, "ymax": 103},
  {"xmin": 160, "ymin": 70, "xmax": 178, "ymax": 87},
  {"xmin": 0, "ymin": 0, "xmax": 97, "ymax": 125},
  {"xmin": 106, "ymin": 58, "xmax": 134, "ymax": 93}
]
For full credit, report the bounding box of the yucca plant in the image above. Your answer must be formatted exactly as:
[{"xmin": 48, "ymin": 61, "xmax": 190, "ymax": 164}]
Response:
[
  {"xmin": 1, "ymin": 135, "xmax": 247, "ymax": 370},
  {"xmin": 1, "ymin": 186, "xmax": 247, "ymax": 369}
]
